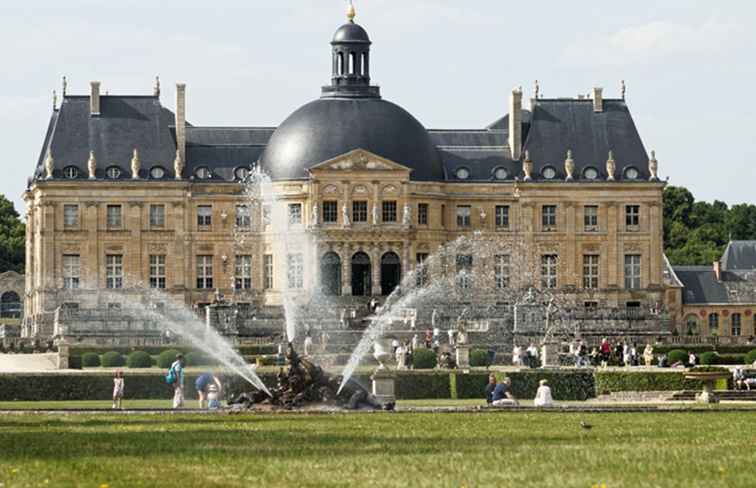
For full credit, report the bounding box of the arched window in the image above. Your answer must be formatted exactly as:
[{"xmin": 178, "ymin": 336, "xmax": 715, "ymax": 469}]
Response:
[
  {"xmin": 337, "ymin": 52, "xmax": 344, "ymax": 75},
  {"xmin": 731, "ymin": 313, "xmax": 742, "ymax": 336},
  {"xmin": 708, "ymin": 313, "xmax": 719, "ymax": 333},
  {"xmin": 0, "ymin": 291, "xmax": 21, "ymax": 319},
  {"xmin": 685, "ymin": 314, "xmax": 699, "ymax": 335},
  {"xmin": 349, "ymin": 52, "xmax": 356, "ymax": 74},
  {"xmin": 321, "ymin": 252, "xmax": 342, "ymax": 296},
  {"xmin": 361, "ymin": 52, "xmax": 368, "ymax": 76}
]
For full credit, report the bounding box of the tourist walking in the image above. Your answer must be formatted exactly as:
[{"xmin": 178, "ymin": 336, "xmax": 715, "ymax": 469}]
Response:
[
  {"xmin": 484, "ymin": 373, "xmax": 497, "ymax": 404},
  {"xmin": 526, "ymin": 343, "xmax": 539, "ymax": 368},
  {"xmin": 112, "ymin": 370, "xmax": 124, "ymax": 409},
  {"xmin": 599, "ymin": 338, "xmax": 611, "ymax": 368},
  {"xmin": 623, "ymin": 342, "xmax": 631, "ymax": 368},
  {"xmin": 533, "ymin": 379, "xmax": 553, "ymax": 407},
  {"xmin": 169, "ymin": 354, "xmax": 186, "ymax": 409},
  {"xmin": 195, "ymin": 372, "xmax": 223, "ymax": 409}
]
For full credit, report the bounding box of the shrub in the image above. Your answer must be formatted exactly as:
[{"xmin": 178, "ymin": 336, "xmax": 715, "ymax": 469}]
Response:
[
  {"xmin": 667, "ymin": 349, "xmax": 688, "ymax": 365},
  {"xmin": 594, "ymin": 371, "xmax": 703, "ymax": 393},
  {"xmin": 412, "ymin": 348, "xmax": 437, "ymax": 369},
  {"xmin": 186, "ymin": 352, "xmax": 215, "ymax": 367},
  {"xmin": 745, "ymin": 349, "xmax": 756, "ymax": 365},
  {"xmin": 126, "ymin": 351, "xmax": 153, "ymax": 368},
  {"xmin": 717, "ymin": 354, "xmax": 745, "ymax": 365},
  {"xmin": 101, "ymin": 351, "xmax": 125, "ymax": 368},
  {"xmin": 157, "ymin": 349, "xmax": 182, "ymax": 369},
  {"xmin": 396, "ymin": 372, "xmax": 451, "ymax": 399},
  {"xmin": 688, "ymin": 366, "xmax": 729, "ymax": 373},
  {"xmin": 81, "ymin": 352, "xmax": 101, "ymax": 368},
  {"xmin": 699, "ymin": 351, "xmax": 720, "ymax": 365},
  {"xmin": 469, "ymin": 349, "xmax": 491, "ymax": 368},
  {"xmin": 68, "ymin": 356, "xmax": 82, "ymax": 370}
]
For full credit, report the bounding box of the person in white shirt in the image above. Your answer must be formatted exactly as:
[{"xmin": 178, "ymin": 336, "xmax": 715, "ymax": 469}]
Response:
[
  {"xmin": 395, "ymin": 343, "xmax": 406, "ymax": 369},
  {"xmin": 526, "ymin": 343, "xmax": 539, "ymax": 368},
  {"xmin": 304, "ymin": 334, "xmax": 314, "ymax": 356},
  {"xmin": 534, "ymin": 379, "xmax": 554, "ymax": 407},
  {"xmin": 512, "ymin": 345, "xmax": 523, "ymax": 366}
]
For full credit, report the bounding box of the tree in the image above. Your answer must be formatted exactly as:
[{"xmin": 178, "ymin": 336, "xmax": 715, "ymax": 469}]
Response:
[{"xmin": 0, "ymin": 194, "xmax": 25, "ymax": 273}]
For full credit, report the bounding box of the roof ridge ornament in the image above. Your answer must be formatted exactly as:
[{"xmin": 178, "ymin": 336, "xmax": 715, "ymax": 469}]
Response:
[
  {"xmin": 534, "ymin": 80, "xmax": 540, "ymax": 99},
  {"xmin": 621, "ymin": 80, "xmax": 626, "ymax": 100},
  {"xmin": 648, "ymin": 149, "xmax": 658, "ymax": 181},
  {"xmin": 154, "ymin": 76, "xmax": 161, "ymax": 97},
  {"xmin": 523, "ymin": 150, "xmax": 533, "ymax": 181},
  {"xmin": 174, "ymin": 149, "xmax": 184, "ymax": 180},
  {"xmin": 62, "ymin": 76, "xmax": 67, "ymax": 96},
  {"xmin": 87, "ymin": 150, "xmax": 97, "ymax": 179},
  {"xmin": 52, "ymin": 90, "xmax": 57, "ymax": 111},
  {"xmin": 346, "ymin": 0, "xmax": 356, "ymax": 22},
  {"xmin": 564, "ymin": 149, "xmax": 575, "ymax": 181},
  {"xmin": 45, "ymin": 150, "xmax": 54, "ymax": 179},
  {"xmin": 606, "ymin": 150, "xmax": 616, "ymax": 181},
  {"xmin": 131, "ymin": 148, "xmax": 141, "ymax": 179}
]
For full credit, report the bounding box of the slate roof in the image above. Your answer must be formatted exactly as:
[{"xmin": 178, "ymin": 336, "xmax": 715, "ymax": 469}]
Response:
[
  {"xmin": 721, "ymin": 241, "xmax": 756, "ymax": 271},
  {"xmin": 674, "ymin": 266, "xmax": 731, "ymax": 304}
]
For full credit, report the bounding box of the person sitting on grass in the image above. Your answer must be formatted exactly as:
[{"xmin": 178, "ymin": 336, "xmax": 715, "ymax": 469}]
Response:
[
  {"xmin": 491, "ymin": 377, "xmax": 518, "ymax": 407},
  {"xmin": 533, "ymin": 379, "xmax": 553, "ymax": 407},
  {"xmin": 112, "ymin": 370, "xmax": 124, "ymax": 409},
  {"xmin": 484, "ymin": 373, "xmax": 497, "ymax": 404},
  {"xmin": 195, "ymin": 372, "xmax": 223, "ymax": 409}
]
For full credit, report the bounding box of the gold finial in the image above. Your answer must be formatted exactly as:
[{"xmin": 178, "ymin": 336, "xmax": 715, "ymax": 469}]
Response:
[{"xmin": 346, "ymin": 1, "xmax": 356, "ymax": 22}]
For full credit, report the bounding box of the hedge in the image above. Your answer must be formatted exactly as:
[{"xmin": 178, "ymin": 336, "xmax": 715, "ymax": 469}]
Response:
[
  {"xmin": 412, "ymin": 349, "xmax": 437, "ymax": 369},
  {"xmin": 454, "ymin": 370, "xmax": 595, "ymax": 401},
  {"xmin": 699, "ymin": 352, "xmax": 719, "ymax": 365},
  {"xmin": 101, "ymin": 351, "xmax": 125, "ymax": 368},
  {"xmin": 745, "ymin": 349, "xmax": 756, "ymax": 365},
  {"xmin": 594, "ymin": 371, "xmax": 706, "ymax": 393},
  {"xmin": 157, "ymin": 349, "xmax": 182, "ymax": 369},
  {"xmin": 126, "ymin": 351, "xmax": 153, "ymax": 368},
  {"xmin": 654, "ymin": 345, "xmax": 756, "ymax": 355},
  {"xmin": 81, "ymin": 353, "xmax": 101, "ymax": 368},
  {"xmin": 667, "ymin": 349, "xmax": 688, "ymax": 365},
  {"xmin": 186, "ymin": 352, "xmax": 216, "ymax": 367},
  {"xmin": 470, "ymin": 349, "xmax": 491, "ymax": 368}
]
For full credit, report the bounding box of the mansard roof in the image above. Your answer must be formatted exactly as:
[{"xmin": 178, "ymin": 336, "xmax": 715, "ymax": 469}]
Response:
[{"xmin": 721, "ymin": 241, "xmax": 756, "ymax": 271}]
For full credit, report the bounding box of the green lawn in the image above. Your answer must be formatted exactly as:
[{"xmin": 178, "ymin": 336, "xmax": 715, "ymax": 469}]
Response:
[{"xmin": 0, "ymin": 411, "xmax": 754, "ymax": 487}]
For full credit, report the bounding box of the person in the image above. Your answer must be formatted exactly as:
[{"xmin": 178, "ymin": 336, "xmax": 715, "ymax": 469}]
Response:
[
  {"xmin": 447, "ymin": 328, "xmax": 455, "ymax": 346},
  {"xmin": 623, "ymin": 342, "xmax": 631, "ymax": 368},
  {"xmin": 526, "ymin": 343, "xmax": 539, "ymax": 368},
  {"xmin": 491, "ymin": 377, "xmax": 518, "ymax": 407},
  {"xmin": 395, "ymin": 342, "xmax": 406, "ymax": 370},
  {"xmin": 391, "ymin": 338, "xmax": 400, "ymax": 355},
  {"xmin": 411, "ymin": 334, "xmax": 419, "ymax": 351},
  {"xmin": 304, "ymin": 334, "xmax": 314, "ymax": 356},
  {"xmin": 170, "ymin": 354, "xmax": 186, "ymax": 409},
  {"xmin": 369, "ymin": 297, "xmax": 379, "ymax": 314},
  {"xmin": 424, "ymin": 328, "xmax": 433, "ymax": 349},
  {"xmin": 600, "ymin": 338, "xmax": 611, "ymax": 368},
  {"xmin": 484, "ymin": 373, "xmax": 497, "ymax": 404},
  {"xmin": 615, "ymin": 341, "xmax": 624, "ymax": 366},
  {"xmin": 733, "ymin": 367, "xmax": 746, "ymax": 391},
  {"xmin": 512, "ymin": 345, "xmax": 522, "ymax": 366},
  {"xmin": 643, "ymin": 343, "xmax": 654, "ymax": 367},
  {"xmin": 630, "ymin": 343, "xmax": 639, "ymax": 366},
  {"xmin": 573, "ymin": 340, "xmax": 583, "ymax": 367},
  {"xmin": 533, "ymin": 379, "xmax": 553, "ymax": 407},
  {"xmin": 405, "ymin": 343, "xmax": 414, "ymax": 370},
  {"xmin": 688, "ymin": 351, "xmax": 697, "ymax": 367},
  {"xmin": 112, "ymin": 370, "xmax": 124, "ymax": 409},
  {"xmin": 195, "ymin": 372, "xmax": 223, "ymax": 409},
  {"xmin": 206, "ymin": 383, "xmax": 221, "ymax": 410},
  {"xmin": 589, "ymin": 347, "xmax": 599, "ymax": 366}
]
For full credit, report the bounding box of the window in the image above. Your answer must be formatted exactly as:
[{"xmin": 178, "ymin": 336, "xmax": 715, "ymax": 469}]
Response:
[
  {"xmin": 361, "ymin": 52, "xmax": 367, "ymax": 75},
  {"xmin": 441, "ymin": 205, "xmax": 446, "ymax": 228},
  {"xmin": 494, "ymin": 254, "xmax": 510, "ymax": 289},
  {"xmin": 236, "ymin": 205, "xmax": 250, "ymax": 228},
  {"xmin": 106, "ymin": 205, "xmax": 122, "ymax": 229},
  {"xmin": 583, "ymin": 255, "xmax": 599, "ymax": 289},
  {"xmin": 349, "ymin": 52, "xmax": 356, "ymax": 74},
  {"xmin": 150, "ymin": 166, "xmax": 165, "ymax": 179},
  {"xmin": 456, "ymin": 205, "xmax": 471, "ymax": 228},
  {"xmin": 262, "ymin": 205, "xmax": 271, "ymax": 226},
  {"xmin": 541, "ymin": 254, "xmax": 558, "ymax": 289},
  {"xmin": 105, "ymin": 166, "xmax": 121, "ymax": 179},
  {"xmin": 323, "ymin": 201, "xmax": 338, "ymax": 223},
  {"xmin": 195, "ymin": 167, "xmax": 211, "ymax": 179},
  {"xmin": 709, "ymin": 313, "xmax": 719, "ymax": 332},
  {"xmin": 63, "ymin": 254, "xmax": 80, "ymax": 289},
  {"xmin": 417, "ymin": 203, "xmax": 428, "ymax": 225},
  {"xmin": 287, "ymin": 253, "xmax": 304, "ymax": 289},
  {"xmin": 196, "ymin": 255, "xmax": 213, "ymax": 289},
  {"xmin": 149, "ymin": 205, "xmax": 165, "ymax": 228},
  {"xmin": 353, "ymin": 201, "xmax": 368, "ymax": 223},
  {"xmin": 455, "ymin": 167, "xmax": 470, "ymax": 180},
  {"xmin": 106, "ymin": 254, "xmax": 123, "ymax": 289},
  {"xmin": 685, "ymin": 315, "xmax": 700, "ymax": 335},
  {"xmin": 456, "ymin": 255, "xmax": 473, "ymax": 289},
  {"xmin": 542, "ymin": 166, "xmax": 557, "ymax": 179},
  {"xmin": 624, "ymin": 254, "xmax": 641, "ymax": 289},
  {"xmin": 63, "ymin": 204, "xmax": 79, "ymax": 228},
  {"xmin": 542, "ymin": 205, "xmax": 557, "ymax": 229},
  {"xmin": 197, "ymin": 205, "xmax": 212, "ymax": 228},
  {"xmin": 495, "ymin": 205, "xmax": 510, "ymax": 228},
  {"xmin": 61, "ymin": 302, "xmax": 79, "ymax": 312},
  {"xmin": 382, "ymin": 201, "xmax": 397, "ymax": 222},
  {"xmin": 731, "ymin": 313, "xmax": 742, "ymax": 336},
  {"xmin": 584, "ymin": 205, "xmax": 598, "ymax": 231},
  {"xmin": 263, "ymin": 254, "xmax": 273, "ymax": 290},
  {"xmin": 149, "ymin": 255, "xmax": 166, "ymax": 289},
  {"xmin": 63, "ymin": 166, "xmax": 79, "ymax": 179},
  {"xmin": 108, "ymin": 303, "xmax": 121, "ymax": 311},
  {"xmin": 235, "ymin": 255, "xmax": 252, "ymax": 290},
  {"xmin": 624, "ymin": 167, "xmax": 640, "ymax": 180},
  {"xmin": 625, "ymin": 205, "xmax": 640, "ymax": 229},
  {"xmin": 288, "ymin": 203, "xmax": 302, "ymax": 225},
  {"xmin": 416, "ymin": 253, "xmax": 429, "ymax": 286},
  {"xmin": 583, "ymin": 167, "xmax": 599, "ymax": 180},
  {"xmin": 337, "ymin": 52, "xmax": 344, "ymax": 75},
  {"xmin": 493, "ymin": 167, "xmax": 509, "ymax": 180},
  {"xmin": 584, "ymin": 301, "xmax": 599, "ymax": 310},
  {"xmin": 234, "ymin": 167, "xmax": 249, "ymax": 181}
]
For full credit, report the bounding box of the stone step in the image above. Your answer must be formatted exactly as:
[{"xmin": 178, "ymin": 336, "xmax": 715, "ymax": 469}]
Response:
[{"xmin": 667, "ymin": 390, "xmax": 756, "ymax": 401}]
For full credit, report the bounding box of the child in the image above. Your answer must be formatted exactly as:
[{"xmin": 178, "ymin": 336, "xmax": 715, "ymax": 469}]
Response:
[
  {"xmin": 112, "ymin": 370, "xmax": 124, "ymax": 409},
  {"xmin": 206, "ymin": 384, "xmax": 221, "ymax": 410}
]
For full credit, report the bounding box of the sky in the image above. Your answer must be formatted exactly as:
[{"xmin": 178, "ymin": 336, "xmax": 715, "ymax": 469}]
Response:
[{"xmin": 1, "ymin": 0, "xmax": 755, "ymax": 215}]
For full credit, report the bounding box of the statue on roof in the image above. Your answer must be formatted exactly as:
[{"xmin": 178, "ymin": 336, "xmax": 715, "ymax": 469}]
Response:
[
  {"xmin": 87, "ymin": 151, "xmax": 97, "ymax": 179},
  {"xmin": 606, "ymin": 150, "xmax": 616, "ymax": 181}
]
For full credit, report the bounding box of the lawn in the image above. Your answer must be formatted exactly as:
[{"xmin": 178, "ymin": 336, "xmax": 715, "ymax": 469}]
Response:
[{"xmin": 0, "ymin": 411, "xmax": 754, "ymax": 487}]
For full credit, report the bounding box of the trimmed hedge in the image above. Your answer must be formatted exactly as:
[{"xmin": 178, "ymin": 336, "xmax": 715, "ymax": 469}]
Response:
[
  {"xmin": 470, "ymin": 349, "xmax": 491, "ymax": 368},
  {"xmin": 396, "ymin": 372, "xmax": 451, "ymax": 399},
  {"xmin": 716, "ymin": 354, "xmax": 745, "ymax": 365},
  {"xmin": 745, "ymin": 349, "xmax": 756, "ymax": 365},
  {"xmin": 157, "ymin": 349, "xmax": 182, "ymax": 369},
  {"xmin": 186, "ymin": 352, "xmax": 216, "ymax": 367},
  {"xmin": 654, "ymin": 345, "xmax": 756, "ymax": 355},
  {"xmin": 699, "ymin": 352, "xmax": 719, "ymax": 365},
  {"xmin": 101, "ymin": 351, "xmax": 125, "ymax": 368},
  {"xmin": 81, "ymin": 353, "xmax": 101, "ymax": 368},
  {"xmin": 594, "ymin": 371, "xmax": 705, "ymax": 393},
  {"xmin": 126, "ymin": 351, "xmax": 153, "ymax": 368},
  {"xmin": 412, "ymin": 348, "xmax": 437, "ymax": 369},
  {"xmin": 667, "ymin": 349, "xmax": 688, "ymax": 365},
  {"xmin": 455, "ymin": 370, "xmax": 595, "ymax": 401}
]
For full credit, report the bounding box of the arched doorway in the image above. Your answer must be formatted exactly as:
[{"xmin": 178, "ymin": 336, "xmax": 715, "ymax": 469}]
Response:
[
  {"xmin": 0, "ymin": 291, "xmax": 21, "ymax": 319},
  {"xmin": 351, "ymin": 252, "xmax": 372, "ymax": 296},
  {"xmin": 321, "ymin": 252, "xmax": 342, "ymax": 296},
  {"xmin": 381, "ymin": 252, "xmax": 401, "ymax": 296}
]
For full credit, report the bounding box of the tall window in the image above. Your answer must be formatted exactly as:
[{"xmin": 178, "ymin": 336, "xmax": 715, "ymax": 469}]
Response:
[
  {"xmin": 63, "ymin": 204, "xmax": 79, "ymax": 228},
  {"xmin": 708, "ymin": 313, "xmax": 719, "ymax": 333},
  {"xmin": 583, "ymin": 255, "xmax": 599, "ymax": 289},
  {"xmin": 262, "ymin": 205, "xmax": 271, "ymax": 226},
  {"xmin": 263, "ymin": 254, "xmax": 273, "ymax": 290},
  {"xmin": 731, "ymin": 313, "xmax": 742, "ymax": 336},
  {"xmin": 106, "ymin": 205, "xmax": 122, "ymax": 229},
  {"xmin": 149, "ymin": 255, "xmax": 166, "ymax": 289},
  {"xmin": 382, "ymin": 201, "xmax": 397, "ymax": 222},
  {"xmin": 196, "ymin": 255, "xmax": 213, "ymax": 289},
  {"xmin": 236, "ymin": 205, "xmax": 251, "ymax": 228},
  {"xmin": 416, "ymin": 252, "xmax": 429, "ymax": 286},
  {"xmin": 235, "ymin": 255, "xmax": 252, "ymax": 290},
  {"xmin": 542, "ymin": 205, "xmax": 557, "ymax": 229},
  {"xmin": 288, "ymin": 203, "xmax": 302, "ymax": 225},
  {"xmin": 197, "ymin": 205, "xmax": 212, "ymax": 229},
  {"xmin": 626, "ymin": 205, "xmax": 640, "ymax": 229},
  {"xmin": 149, "ymin": 204, "xmax": 165, "ymax": 228},
  {"xmin": 287, "ymin": 253, "xmax": 304, "ymax": 289},
  {"xmin": 456, "ymin": 254, "xmax": 473, "ymax": 289},
  {"xmin": 353, "ymin": 201, "xmax": 368, "ymax": 223},
  {"xmin": 584, "ymin": 205, "xmax": 598, "ymax": 231},
  {"xmin": 494, "ymin": 254, "xmax": 510, "ymax": 289},
  {"xmin": 624, "ymin": 254, "xmax": 641, "ymax": 289},
  {"xmin": 541, "ymin": 254, "xmax": 558, "ymax": 289},
  {"xmin": 417, "ymin": 203, "xmax": 428, "ymax": 225},
  {"xmin": 323, "ymin": 201, "xmax": 338, "ymax": 223},
  {"xmin": 456, "ymin": 205, "xmax": 471, "ymax": 228},
  {"xmin": 106, "ymin": 254, "xmax": 123, "ymax": 289},
  {"xmin": 63, "ymin": 254, "xmax": 80, "ymax": 289},
  {"xmin": 495, "ymin": 205, "xmax": 510, "ymax": 228}
]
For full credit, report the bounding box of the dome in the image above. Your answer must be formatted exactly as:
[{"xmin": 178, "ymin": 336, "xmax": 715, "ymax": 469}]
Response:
[
  {"xmin": 260, "ymin": 97, "xmax": 445, "ymax": 181},
  {"xmin": 332, "ymin": 22, "xmax": 370, "ymax": 44}
]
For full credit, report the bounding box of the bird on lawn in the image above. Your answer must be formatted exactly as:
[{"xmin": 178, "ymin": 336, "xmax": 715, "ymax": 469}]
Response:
[{"xmin": 580, "ymin": 420, "xmax": 592, "ymax": 430}]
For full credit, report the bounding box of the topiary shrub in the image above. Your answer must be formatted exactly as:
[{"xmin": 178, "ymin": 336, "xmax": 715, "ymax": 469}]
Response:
[
  {"xmin": 667, "ymin": 349, "xmax": 688, "ymax": 365},
  {"xmin": 700, "ymin": 351, "xmax": 720, "ymax": 365},
  {"xmin": 81, "ymin": 352, "xmax": 101, "ymax": 368},
  {"xmin": 186, "ymin": 352, "xmax": 215, "ymax": 367},
  {"xmin": 412, "ymin": 348, "xmax": 437, "ymax": 369},
  {"xmin": 157, "ymin": 349, "xmax": 182, "ymax": 369},
  {"xmin": 745, "ymin": 349, "xmax": 756, "ymax": 365},
  {"xmin": 126, "ymin": 351, "xmax": 153, "ymax": 368},
  {"xmin": 716, "ymin": 354, "xmax": 745, "ymax": 365},
  {"xmin": 470, "ymin": 349, "xmax": 491, "ymax": 368},
  {"xmin": 100, "ymin": 351, "xmax": 125, "ymax": 368}
]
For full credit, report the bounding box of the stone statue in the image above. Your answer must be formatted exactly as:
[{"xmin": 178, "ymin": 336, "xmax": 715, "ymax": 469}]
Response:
[
  {"xmin": 564, "ymin": 149, "xmax": 575, "ymax": 181},
  {"xmin": 431, "ymin": 308, "xmax": 438, "ymax": 327},
  {"xmin": 311, "ymin": 204, "xmax": 319, "ymax": 225},
  {"xmin": 372, "ymin": 204, "xmax": 379, "ymax": 225},
  {"xmin": 173, "ymin": 149, "xmax": 184, "ymax": 180},
  {"xmin": 44, "ymin": 150, "xmax": 54, "ymax": 179},
  {"xmin": 402, "ymin": 203, "xmax": 411, "ymax": 225},
  {"xmin": 87, "ymin": 151, "xmax": 97, "ymax": 179},
  {"xmin": 606, "ymin": 150, "xmax": 616, "ymax": 181},
  {"xmin": 342, "ymin": 204, "xmax": 350, "ymax": 226},
  {"xmin": 131, "ymin": 148, "xmax": 141, "ymax": 179},
  {"xmin": 456, "ymin": 321, "xmax": 468, "ymax": 345},
  {"xmin": 648, "ymin": 150, "xmax": 658, "ymax": 181},
  {"xmin": 523, "ymin": 150, "xmax": 533, "ymax": 181},
  {"xmin": 479, "ymin": 207, "xmax": 486, "ymax": 224}
]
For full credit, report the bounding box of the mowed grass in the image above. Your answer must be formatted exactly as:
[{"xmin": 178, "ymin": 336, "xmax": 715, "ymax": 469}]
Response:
[{"xmin": 0, "ymin": 412, "xmax": 753, "ymax": 488}]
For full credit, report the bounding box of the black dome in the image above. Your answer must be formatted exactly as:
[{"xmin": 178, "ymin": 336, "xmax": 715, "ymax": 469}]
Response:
[
  {"xmin": 260, "ymin": 97, "xmax": 444, "ymax": 181},
  {"xmin": 332, "ymin": 22, "xmax": 370, "ymax": 43}
]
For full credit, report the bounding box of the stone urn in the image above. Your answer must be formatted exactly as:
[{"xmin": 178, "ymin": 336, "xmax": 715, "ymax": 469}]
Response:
[
  {"xmin": 373, "ymin": 338, "xmax": 393, "ymax": 370},
  {"xmin": 684, "ymin": 370, "xmax": 730, "ymax": 404}
]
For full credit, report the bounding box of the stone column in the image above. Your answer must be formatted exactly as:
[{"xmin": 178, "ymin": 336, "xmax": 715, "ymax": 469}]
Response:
[
  {"xmin": 341, "ymin": 244, "xmax": 352, "ymax": 296},
  {"xmin": 648, "ymin": 201, "xmax": 662, "ymax": 286},
  {"xmin": 371, "ymin": 246, "xmax": 382, "ymax": 296}
]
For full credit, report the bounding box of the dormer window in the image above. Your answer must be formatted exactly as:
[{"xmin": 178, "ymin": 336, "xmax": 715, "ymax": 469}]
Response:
[
  {"xmin": 583, "ymin": 167, "xmax": 599, "ymax": 180},
  {"xmin": 493, "ymin": 167, "xmax": 509, "ymax": 180},
  {"xmin": 455, "ymin": 167, "xmax": 470, "ymax": 180},
  {"xmin": 624, "ymin": 167, "xmax": 640, "ymax": 180},
  {"xmin": 234, "ymin": 167, "xmax": 250, "ymax": 181},
  {"xmin": 105, "ymin": 166, "xmax": 122, "ymax": 179},
  {"xmin": 542, "ymin": 166, "xmax": 557, "ymax": 180},
  {"xmin": 195, "ymin": 167, "xmax": 211, "ymax": 180},
  {"xmin": 63, "ymin": 166, "xmax": 79, "ymax": 179},
  {"xmin": 150, "ymin": 166, "xmax": 166, "ymax": 179}
]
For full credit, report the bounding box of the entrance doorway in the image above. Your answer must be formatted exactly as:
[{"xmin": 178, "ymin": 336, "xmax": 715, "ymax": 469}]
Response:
[
  {"xmin": 351, "ymin": 252, "xmax": 372, "ymax": 296},
  {"xmin": 320, "ymin": 252, "xmax": 341, "ymax": 296},
  {"xmin": 380, "ymin": 252, "xmax": 401, "ymax": 296}
]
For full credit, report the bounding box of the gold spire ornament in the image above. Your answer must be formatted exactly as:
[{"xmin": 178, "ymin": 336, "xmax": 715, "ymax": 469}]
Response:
[
  {"xmin": 87, "ymin": 150, "xmax": 97, "ymax": 179},
  {"xmin": 346, "ymin": 1, "xmax": 356, "ymax": 22},
  {"xmin": 606, "ymin": 150, "xmax": 616, "ymax": 181},
  {"xmin": 131, "ymin": 148, "xmax": 141, "ymax": 179}
]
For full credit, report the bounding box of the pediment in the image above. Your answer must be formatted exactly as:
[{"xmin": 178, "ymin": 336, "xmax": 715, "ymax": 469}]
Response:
[{"xmin": 309, "ymin": 149, "xmax": 412, "ymax": 174}]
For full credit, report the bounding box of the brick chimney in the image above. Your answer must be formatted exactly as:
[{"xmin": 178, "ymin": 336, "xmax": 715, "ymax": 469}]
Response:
[
  {"xmin": 592, "ymin": 87, "xmax": 603, "ymax": 112},
  {"xmin": 508, "ymin": 87, "xmax": 523, "ymax": 160},
  {"xmin": 90, "ymin": 81, "xmax": 101, "ymax": 115},
  {"xmin": 175, "ymin": 83, "xmax": 186, "ymax": 163},
  {"xmin": 713, "ymin": 261, "xmax": 721, "ymax": 281}
]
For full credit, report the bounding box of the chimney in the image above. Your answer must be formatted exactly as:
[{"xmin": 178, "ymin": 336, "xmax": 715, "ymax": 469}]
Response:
[
  {"xmin": 90, "ymin": 81, "xmax": 101, "ymax": 115},
  {"xmin": 592, "ymin": 87, "xmax": 603, "ymax": 112},
  {"xmin": 508, "ymin": 87, "xmax": 523, "ymax": 160},
  {"xmin": 175, "ymin": 83, "xmax": 186, "ymax": 163},
  {"xmin": 713, "ymin": 261, "xmax": 721, "ymax": 281}
]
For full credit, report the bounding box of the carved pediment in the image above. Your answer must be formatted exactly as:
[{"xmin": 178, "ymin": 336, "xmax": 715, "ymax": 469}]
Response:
[{"xmin": 309, "ymin": 149, "xmax": 412, "ymax": 174}]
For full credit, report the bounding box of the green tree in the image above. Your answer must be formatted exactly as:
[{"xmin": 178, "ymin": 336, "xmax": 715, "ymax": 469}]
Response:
[{"xmin": 0, "ymin": 194, "xmax": 25, "ymax": 273}]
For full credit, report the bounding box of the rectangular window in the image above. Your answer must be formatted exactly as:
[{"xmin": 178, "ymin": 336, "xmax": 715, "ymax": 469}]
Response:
[
  {"xmin": 323, "ymin": 201, "xmax": 338, "ymax": 223},
  {"xmin": 456, "ymin": 254, "xmax": 473, "ymax": 289},
  {"xmin": 540, "ymin": 254, "xmax": 558, "ymax": 289},
  {"xmin": 417, "ymin": 203, "xmax": 429, "ymax": 225},
  {"xmin": 235, "ymin": 255, "xmax": 252, "ymax": 290},
  {"xmin": 106, "ymin": 254, "xmax": 123, "ymax": 289},
  {"xmin": 288, "ymin": 203, "xmax": 302, "ymax": 225},
  {"xmin": 625, "ymin": 205, "xmax": 640, "ymax": 229},
  {"xmin": 542, "ymin": 205, "xmax": 557, "ymax": 230},
  {"xmin": 416, "ymin": 252, "xmax": 429, "ymax": 286},
  {"xmin": 352, "ymin": 201, "xmax": 368, "ymax": 223},
  {"xmin": 382, "ymin": 200, "xmax": 397, "ymax": 222},
  {"xmin": 287, "ymin": 253, "xmax": 304, "ymax": 289},
  {"xmin": 197, "ymin": 255, "xmax": 213, "ymax": 289},
  {"xmin": 263, "ymin": 254, "xmax": 273, "ymax": 290},
  {"xmin": 731, "ymin": 313, "xmax": 742, "ymax": 336},
  {"xmin": 262, "ymin": 205, "xmax": 271, "ymax": 226},
  {"xmin": 106, "ymin": 205, "xmax": 122, "ymax": 229},
  {"xmin": 149, "ymin": 254, "xmax": 166, "ymax": 289},
  {"xmin": 624, "ymin": 254, "xmax": 641, "ymax": 289},
  {"xmin": 494, "ymin": 254, "xmax": 510, "ymax": 289},
  {"xmin": 495, "ymin": 205, "xmax": 510, "ymax": 228},
  {"xmin": 584, "ymin": 301, "xmax": 599, "ymax": 310},
  {"xmin": 63, "ymin": 204, "xmax": 79, "ymax": 228},
  {"xmin": 441, "ymin": 204, "xmax": 446, "ymax": 228},
  {"xmin": 107, "ymin": 303, "xmax": 121, "ymax": 311},
  {"xmin": 197, "ymin": 205, "xmax": 212, "ymax": 229},
  {"xmin": 63, "ymin": 254, "xmax": 80, "ymax": 289},
  {"xmin": 236, "ymin": 205, "xmax": 251, "ymax": 228},
  {"xmin": 456, "ymin": 205, "xmax": 471, "ymax": 228},
  {"xmin": 584, "ymin": 205, "xmax": 598, "ymax": 231},
  {"xmin": 149, "ymin": 204, "xmax": 165, "ymax": 228},
  {"xmin": 582, "ymin": 254, "xmax": 599, "ymax": 289}
]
